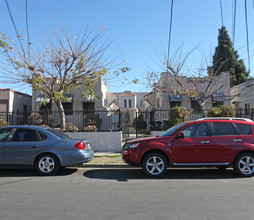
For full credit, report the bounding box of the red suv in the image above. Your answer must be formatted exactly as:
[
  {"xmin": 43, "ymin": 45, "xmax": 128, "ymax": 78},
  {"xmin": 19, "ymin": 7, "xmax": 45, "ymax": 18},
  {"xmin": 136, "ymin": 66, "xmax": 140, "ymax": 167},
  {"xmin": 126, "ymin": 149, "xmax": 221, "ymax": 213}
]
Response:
[{"xmin": 122, "ymin": 118, "xmax": 254, "ymax": 177}]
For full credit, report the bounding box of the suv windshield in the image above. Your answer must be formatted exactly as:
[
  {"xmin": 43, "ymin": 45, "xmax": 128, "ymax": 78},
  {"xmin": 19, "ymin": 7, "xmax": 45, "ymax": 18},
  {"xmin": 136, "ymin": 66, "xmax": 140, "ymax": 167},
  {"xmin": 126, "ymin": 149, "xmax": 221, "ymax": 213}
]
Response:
[{"xmin": 160, "ymin": 123, "xmax": 186, "ymax": 137}]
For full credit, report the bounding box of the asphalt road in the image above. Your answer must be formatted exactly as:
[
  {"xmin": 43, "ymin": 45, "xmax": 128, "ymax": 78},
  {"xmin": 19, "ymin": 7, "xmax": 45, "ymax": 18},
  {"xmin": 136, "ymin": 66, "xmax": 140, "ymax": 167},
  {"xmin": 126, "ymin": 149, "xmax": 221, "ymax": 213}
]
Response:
[{"xmin": 0, "ymin": 167, "xmax": 254, "ymax": 220}]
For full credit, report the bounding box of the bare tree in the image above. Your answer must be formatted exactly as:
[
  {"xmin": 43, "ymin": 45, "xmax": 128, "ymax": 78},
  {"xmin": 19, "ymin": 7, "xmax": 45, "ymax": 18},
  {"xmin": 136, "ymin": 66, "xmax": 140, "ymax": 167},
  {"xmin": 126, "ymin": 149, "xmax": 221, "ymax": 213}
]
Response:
[
  {"xmin": 0, "ymin": 25, "xmax": 127, "ymax": 130},
  {"xmin": 146, "ymin": 46, "xmax": 234, "ymax": 116}
]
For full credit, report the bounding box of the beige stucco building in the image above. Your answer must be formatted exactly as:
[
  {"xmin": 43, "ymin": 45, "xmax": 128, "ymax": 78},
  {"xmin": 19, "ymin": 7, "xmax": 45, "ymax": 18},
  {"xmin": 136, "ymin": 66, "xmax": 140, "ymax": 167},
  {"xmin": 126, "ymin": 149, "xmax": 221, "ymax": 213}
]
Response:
[
  {"xmin": 0, "ymin": 88, "xmax": 32, "ymax": 113},
  {"xmin": 140, "ymin": 72, "xmax": 231, "ymax": 112}
]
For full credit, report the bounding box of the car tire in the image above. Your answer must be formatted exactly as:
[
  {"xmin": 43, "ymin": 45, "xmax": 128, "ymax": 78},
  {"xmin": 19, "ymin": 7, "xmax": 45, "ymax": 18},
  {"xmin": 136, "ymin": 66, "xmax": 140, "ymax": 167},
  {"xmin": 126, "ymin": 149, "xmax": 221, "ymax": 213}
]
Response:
[
  {"xmin": 142, "ymin": 153, "xmax": 167, "ymax": 177},
  {"xmin": 233, "ymin": 153, "xmax": 254, "ymax": 177},
  {"xmin": 35, "ymin": 154, "xmax": 60, "ymax": 176}
]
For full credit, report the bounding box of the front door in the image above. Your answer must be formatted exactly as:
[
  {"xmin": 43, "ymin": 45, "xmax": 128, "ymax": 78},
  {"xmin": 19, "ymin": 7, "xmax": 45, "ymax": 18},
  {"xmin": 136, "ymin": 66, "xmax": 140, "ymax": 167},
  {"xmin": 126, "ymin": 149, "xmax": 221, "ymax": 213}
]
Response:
[
  {"xmin": 4, "ymin": 128, "xmax": 43, "ymax": 165},
  {"xmin": 171, "ymin": 122, "xmax": 211, "ymax": 163}
]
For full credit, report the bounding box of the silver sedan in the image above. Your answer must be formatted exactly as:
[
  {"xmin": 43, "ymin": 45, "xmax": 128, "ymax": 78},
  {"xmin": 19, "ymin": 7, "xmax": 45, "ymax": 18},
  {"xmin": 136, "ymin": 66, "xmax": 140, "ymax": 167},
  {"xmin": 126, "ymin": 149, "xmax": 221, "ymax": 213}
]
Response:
[{"xmin": 0, "ymin": 125, "xmax": 94, "ymax": 175}]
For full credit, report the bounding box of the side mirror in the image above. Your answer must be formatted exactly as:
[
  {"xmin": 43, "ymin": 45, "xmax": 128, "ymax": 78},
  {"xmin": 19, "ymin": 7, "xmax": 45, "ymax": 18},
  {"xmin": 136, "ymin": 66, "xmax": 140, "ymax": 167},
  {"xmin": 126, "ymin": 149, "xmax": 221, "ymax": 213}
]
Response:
[{"xmin": 176, "ymin": 132, "xmax": 185, "ymax": 139}]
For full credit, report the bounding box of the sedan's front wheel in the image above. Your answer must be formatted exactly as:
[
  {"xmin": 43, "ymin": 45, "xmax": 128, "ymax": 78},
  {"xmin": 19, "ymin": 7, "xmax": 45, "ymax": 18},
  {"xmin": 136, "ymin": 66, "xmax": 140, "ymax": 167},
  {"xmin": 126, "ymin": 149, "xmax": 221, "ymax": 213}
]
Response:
[
  {"xmin": 233, "ymin": 153, "xmax": 254, "ymax": 177},
  {"xmin": 142, "ymin": 153, "xmax": 167, "ymax": 177},
  {"xmin": 35, "ymin": 154, "xmax": 60, "ymax": 176}
]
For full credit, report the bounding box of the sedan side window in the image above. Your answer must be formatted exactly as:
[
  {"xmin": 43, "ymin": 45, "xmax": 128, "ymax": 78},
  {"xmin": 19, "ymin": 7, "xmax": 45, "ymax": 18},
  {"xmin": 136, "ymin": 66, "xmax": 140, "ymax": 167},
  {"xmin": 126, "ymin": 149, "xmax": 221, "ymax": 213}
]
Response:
[
  {"xmin": 181, "ymin": 123, "xmax": 208, "ymax": 138},
  {"xmin": 11, "ymin": 129, "xmax": 39, "ymax": 142},
  {"xmin": 0, "ymin": 128, "xmax": 12, "ymax": 142}
]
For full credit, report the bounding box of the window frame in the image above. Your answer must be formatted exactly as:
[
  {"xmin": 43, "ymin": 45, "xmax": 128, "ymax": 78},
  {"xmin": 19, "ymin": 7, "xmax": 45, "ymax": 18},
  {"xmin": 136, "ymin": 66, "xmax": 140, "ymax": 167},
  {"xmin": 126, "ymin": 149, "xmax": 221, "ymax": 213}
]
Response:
[
  {"xmin": 9, "ymin": 128, "xmax": 41, "ymax": 142},
  {"xmin": 180, "ymin": 122, "xmax": 209, "ymax": 138},
  {"xmin": 0, "ymin": 128, "xmax": 13, "ymax": 142},
  {"xmin": 234, "ymin": 123, "xmax": 253, "ymax": 136},
  {"xmin": 211, "ymin": 122, "xmax": 237, "ymax": 136}
]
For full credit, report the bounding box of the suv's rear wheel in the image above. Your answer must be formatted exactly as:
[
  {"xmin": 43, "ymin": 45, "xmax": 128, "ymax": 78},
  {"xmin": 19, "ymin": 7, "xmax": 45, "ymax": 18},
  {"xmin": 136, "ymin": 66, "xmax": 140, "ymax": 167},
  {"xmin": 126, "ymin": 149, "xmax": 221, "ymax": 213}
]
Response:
[
  {"xmin": 233, "ymin": 153, "xmax": 254, "ymax": 177},
  {"xmin": 142, "ymin": 153, "xmax": 167, "ymax": 177}
]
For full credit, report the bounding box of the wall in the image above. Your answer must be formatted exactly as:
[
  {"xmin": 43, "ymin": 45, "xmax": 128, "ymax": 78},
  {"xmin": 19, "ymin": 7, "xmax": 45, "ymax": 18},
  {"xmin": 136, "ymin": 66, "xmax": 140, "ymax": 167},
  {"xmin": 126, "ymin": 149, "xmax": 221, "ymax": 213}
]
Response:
[{"xmin": 66, "ymin": 131, "xmax": 122, "ymax": 153}]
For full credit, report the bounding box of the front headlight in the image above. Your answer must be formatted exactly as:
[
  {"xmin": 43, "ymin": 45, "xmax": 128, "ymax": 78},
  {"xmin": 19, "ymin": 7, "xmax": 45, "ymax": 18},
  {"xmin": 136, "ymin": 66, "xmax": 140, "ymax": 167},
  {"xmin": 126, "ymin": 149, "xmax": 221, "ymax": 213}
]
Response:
[
  {"xmin": 129, "ymin": 143, "xmax": 140, "ymax": 149},
  {"xmin": 123, "ymin": 143, "xmax": 140, "ymax": 150}
]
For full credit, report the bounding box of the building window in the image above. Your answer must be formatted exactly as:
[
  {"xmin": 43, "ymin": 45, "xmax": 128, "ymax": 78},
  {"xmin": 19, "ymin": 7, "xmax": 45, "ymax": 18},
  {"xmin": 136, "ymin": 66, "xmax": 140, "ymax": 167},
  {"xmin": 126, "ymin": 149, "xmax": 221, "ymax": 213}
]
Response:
[
  {"xmin": 39, "ymin": 103, "xmax": 52, "ymax": 112},
  {"xmin": 140, "ymin": 99, "xmax": 143, "ymax": 106},
  {"xmin": 169, "ymin": 95, "xmax": 183, "ymax": 108},
  {"xmin": 129, "ymin": 99, "xmax": 131, "ymax": 107},
  {"xmin": 63, "ymin": 103, "xmax": 73, "ymax": 115},
  {"xmin": 124, "ymin": 100, "xmax": 127, "ymax": 108},
  {"xmin": 23, "ymin": 105, "xmax": 27, "ymax": 113},
  {"xmin": 170, "ymin": 101, "xmax": 181, "ymax": 108},
  {"xmin": 212, "ymin": 101, "xmax": 224, "ymax": 107},
  {"xmin": 83, "ymin": 102, "xmax": 95, "ymax": 113},
  {"xmin": 191, "ymin": 100, "xmax": 201, "ymax": 113}
]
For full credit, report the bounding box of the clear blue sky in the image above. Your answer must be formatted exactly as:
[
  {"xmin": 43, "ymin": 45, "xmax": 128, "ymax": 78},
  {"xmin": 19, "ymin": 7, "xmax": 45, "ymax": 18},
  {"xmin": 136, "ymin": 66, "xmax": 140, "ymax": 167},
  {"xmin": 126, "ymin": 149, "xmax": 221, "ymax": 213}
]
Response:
[{"xmin": 0, "ymin": 0, "xmax": 253, "ymax": 95}]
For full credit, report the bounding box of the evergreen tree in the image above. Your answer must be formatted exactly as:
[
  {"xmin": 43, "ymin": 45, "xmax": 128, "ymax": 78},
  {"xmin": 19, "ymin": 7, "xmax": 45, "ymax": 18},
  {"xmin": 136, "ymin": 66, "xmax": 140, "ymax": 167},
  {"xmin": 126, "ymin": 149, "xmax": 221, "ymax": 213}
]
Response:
[{"xmin": 211, "ymin": 26, "xmax": 249, "ymax": 86}]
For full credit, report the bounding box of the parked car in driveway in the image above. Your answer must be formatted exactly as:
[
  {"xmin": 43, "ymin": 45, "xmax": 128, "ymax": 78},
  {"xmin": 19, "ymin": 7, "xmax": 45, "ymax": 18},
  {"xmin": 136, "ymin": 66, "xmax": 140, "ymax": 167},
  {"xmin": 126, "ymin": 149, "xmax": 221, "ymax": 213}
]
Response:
[
  {"xmin": 0, "ymin": 125, "xmax": 94, "ymax": 175},
  {"xmin": 122, "ymin": 118, "xmax": 254, "ymax": 177}
]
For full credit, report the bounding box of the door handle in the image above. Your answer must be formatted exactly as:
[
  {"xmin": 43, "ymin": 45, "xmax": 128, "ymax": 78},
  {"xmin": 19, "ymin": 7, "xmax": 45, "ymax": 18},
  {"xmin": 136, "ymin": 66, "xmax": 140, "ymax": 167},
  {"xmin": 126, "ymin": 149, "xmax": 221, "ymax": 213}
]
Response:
[
  {"xmin": 32, "ymin": 145, "xmax": 39, "ymax": 148},
  {"xmin": 233, "ymin": 139, "xmax": 242, "ymax": 142},
  {"xmin": 201, "ymin": 140, "xmax": 210, "ymax": 144}
]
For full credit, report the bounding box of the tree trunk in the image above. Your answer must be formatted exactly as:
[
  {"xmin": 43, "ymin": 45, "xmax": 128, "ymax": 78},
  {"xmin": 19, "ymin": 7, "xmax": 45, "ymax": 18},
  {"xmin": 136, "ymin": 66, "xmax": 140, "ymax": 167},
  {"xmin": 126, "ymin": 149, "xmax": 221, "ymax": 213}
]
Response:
[
  {"xmin": 199, "ymin": 102, "xmax": 207, "ymax": 118},
  {"xmin": 56, "ymin": 100, "xmax": 66, "ymax": 130}
]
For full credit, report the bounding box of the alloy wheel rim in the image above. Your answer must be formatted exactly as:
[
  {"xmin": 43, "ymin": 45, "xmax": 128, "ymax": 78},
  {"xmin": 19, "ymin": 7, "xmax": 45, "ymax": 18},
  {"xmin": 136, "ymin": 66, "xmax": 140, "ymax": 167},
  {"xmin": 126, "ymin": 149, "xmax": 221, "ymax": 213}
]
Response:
[
  {"xmin": 239, "ymin": 156, "xmax": 254, "ymax": 175},
  {"xmin": 39, "ymin": 156, "xmax": 55, "ymax": 173},
  {"xmin": 146, "ymin": 156, "xmax": 165, "ymax": 175}
]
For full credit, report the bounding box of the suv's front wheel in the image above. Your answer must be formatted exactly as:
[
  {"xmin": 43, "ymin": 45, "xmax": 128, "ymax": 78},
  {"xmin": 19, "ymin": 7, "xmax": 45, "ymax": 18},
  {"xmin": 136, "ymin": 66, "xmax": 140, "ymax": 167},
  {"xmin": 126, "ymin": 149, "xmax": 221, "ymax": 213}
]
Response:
[
  {"xmin": 142, "ymin": 153, "xmax": 167, "ymax": 177},
  {"xmin": 234, "ymin": 153, "xmax": 254, "ymax": 177}
]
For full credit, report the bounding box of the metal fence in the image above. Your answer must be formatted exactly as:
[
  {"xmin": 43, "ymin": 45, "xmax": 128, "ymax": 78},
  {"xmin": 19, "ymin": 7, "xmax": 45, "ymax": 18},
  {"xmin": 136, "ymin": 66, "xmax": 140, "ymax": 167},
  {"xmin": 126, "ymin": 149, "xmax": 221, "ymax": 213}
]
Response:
[
  {"xmin": 0, "ymin": 110, "xmax": 121, "ymax": 132},
  {"xmin": 0, "ymin": 108, "xmax": 253, "ymax": 133},
  {"xmin": 133, "ymin": 108, "xmax": 254, "ymax": 137}
]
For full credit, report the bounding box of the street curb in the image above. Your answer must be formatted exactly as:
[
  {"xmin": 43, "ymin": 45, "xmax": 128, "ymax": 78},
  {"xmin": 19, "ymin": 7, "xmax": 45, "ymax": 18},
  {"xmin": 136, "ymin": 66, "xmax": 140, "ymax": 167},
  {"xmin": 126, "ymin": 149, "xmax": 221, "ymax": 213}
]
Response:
[{"xmin": 80, "ymin": 163, "xmax": 132, "ymax": 168}]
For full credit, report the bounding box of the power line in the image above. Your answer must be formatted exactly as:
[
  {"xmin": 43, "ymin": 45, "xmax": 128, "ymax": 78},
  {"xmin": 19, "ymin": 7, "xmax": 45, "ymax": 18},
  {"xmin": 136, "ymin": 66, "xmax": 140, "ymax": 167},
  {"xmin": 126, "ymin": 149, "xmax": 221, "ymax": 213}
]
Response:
[
  {"xmin": 232, "ymin": 0, "xmax": 237, "ymax": 47},
  {"xmin": 244, "ymin": 0, "xmax": 251, "ymax": 72},
  {"xmin": 25, "ymin": 0, "xmax": 30, "ymax": 60},
  {"xmin": 167, "ymin": 0, "xmax": 174, "ymax": 62},
  {"xmin": 5, "ymin": 0, "xmax": 25, "ymax": 56},
  {"xmin": 219, "ymin": 0, "xmax": 224, "ymax": 26}
]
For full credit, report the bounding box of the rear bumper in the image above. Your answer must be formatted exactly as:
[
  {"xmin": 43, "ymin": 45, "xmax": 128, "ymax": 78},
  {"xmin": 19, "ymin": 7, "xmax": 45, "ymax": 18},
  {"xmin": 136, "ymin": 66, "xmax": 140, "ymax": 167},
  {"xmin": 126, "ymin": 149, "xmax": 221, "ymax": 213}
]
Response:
[{"xmin": 60, "ymin": 149, "xmax": 94, "ymax": 167}]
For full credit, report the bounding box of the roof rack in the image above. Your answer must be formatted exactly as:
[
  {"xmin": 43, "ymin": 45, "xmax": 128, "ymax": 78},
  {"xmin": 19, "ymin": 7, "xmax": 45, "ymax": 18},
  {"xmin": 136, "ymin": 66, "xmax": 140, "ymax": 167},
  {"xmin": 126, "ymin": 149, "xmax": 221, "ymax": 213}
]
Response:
[{"xmin": 196, "ymin": 117, "xmax": 254, "ymax": 122}]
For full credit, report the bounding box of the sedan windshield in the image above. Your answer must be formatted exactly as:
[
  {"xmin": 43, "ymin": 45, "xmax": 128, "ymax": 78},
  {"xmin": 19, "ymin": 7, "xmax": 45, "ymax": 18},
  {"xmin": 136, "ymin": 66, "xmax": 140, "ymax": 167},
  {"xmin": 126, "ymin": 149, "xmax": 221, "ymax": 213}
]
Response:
[{"xmin": 160, "ymin": 123, "xmax": 186, "ymax": 137}]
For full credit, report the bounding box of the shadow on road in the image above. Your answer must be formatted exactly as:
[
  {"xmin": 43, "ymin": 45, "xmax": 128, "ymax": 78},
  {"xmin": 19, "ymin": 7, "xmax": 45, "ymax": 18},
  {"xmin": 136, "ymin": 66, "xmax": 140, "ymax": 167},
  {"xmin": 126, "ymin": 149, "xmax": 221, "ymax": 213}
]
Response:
[
  {"xmin": 83, "ymin": 168, "xmax": 241, "ymax": 182},
  {"xmin": 0, "ymin": 168, "xmax": 78, "ymax": 177}
]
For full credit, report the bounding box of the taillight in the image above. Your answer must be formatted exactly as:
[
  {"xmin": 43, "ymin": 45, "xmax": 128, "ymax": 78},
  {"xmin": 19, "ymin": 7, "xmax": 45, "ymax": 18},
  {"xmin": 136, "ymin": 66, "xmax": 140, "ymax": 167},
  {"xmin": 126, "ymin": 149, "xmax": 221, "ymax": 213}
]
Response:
[{"xmin": 74, "ymin": 141, "xmax": 86, "ymax": 150}]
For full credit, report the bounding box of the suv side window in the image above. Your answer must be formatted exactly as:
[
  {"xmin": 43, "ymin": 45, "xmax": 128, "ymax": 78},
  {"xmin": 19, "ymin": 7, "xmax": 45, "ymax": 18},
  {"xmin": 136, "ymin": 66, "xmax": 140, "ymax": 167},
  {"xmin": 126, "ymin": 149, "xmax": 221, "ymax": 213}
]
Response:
[
  {"xmin": 212, "ymin": 123, "xmax": 236, "ymax": 136},
  {"xmin": 235, "ymin": 123, "xmax": 253, "ymax": 135},
  {"xmin": 181, "ymin": 123, "xmax": 208, "ymax": 138},
  {"xmin": 11, "ymin": 129, "xmax": 39, "ymax": 142}
]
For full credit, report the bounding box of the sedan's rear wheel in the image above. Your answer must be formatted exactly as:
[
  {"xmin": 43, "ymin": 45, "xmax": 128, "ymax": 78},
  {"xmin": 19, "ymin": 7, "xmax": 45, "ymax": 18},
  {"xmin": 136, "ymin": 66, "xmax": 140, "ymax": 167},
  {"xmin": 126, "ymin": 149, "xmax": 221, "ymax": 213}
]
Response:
[
  {"xmin": 35, "ymin": 154, "xmax": 60, "ymax": 176},
  {"xmin": 142, "ymin": 153, "xmax": 167, "ymax": 177},
  {"xmin": 234, "ymin": 153, "xmax": 254, "ymax": 177}
]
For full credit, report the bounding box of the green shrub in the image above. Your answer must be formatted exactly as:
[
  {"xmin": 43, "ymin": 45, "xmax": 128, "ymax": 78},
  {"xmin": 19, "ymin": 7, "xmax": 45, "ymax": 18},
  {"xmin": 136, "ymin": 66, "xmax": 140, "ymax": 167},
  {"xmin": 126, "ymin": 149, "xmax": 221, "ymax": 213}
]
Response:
[
  {"xmin": 0, "ymin": 118, "xmax": 9, "ymax": 127},
  {"xmin": 27, "ymin": 112, "xmax": 43, "ymax": 125},
  {"xmin": 168, "ymin": 106, "xmax": 190, "ymax": 128},
  {"xmin": 207, "ymin": 105, "xmax": 234, "ymax": 117}
]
